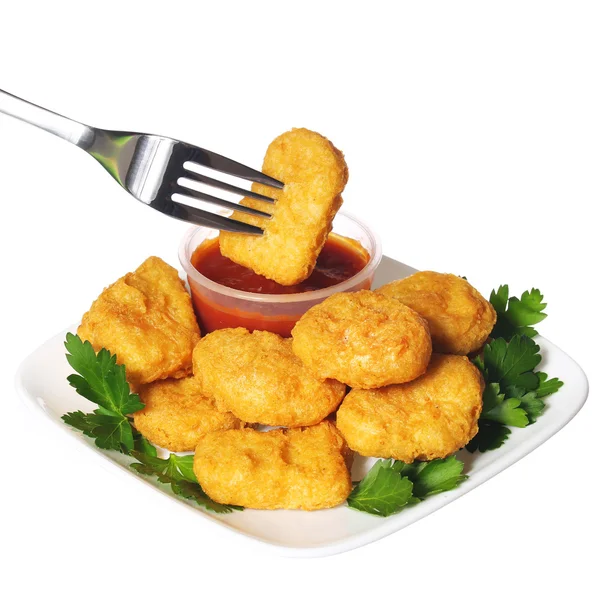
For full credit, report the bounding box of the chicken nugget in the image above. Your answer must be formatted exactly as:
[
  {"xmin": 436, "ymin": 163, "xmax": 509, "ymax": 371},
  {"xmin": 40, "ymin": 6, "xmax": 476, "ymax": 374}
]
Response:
[
  {"xmin": 291, "ymin": 290, "xmax": 432, "ymax": 389},
  {"xmin": 336, "ymin": 354, "xmax": 484, "ymax": 462},
  {"xmin": 193, "ymin": 328, "xmax": 346, "ymax": 427},
  {"xmin": 219, "ymin": 128, "xmax": 348, "ymax": 286},
  {"xmin": 133, "ymin": 377, "xmax": 243, "ymax": 452},
  {"xmin": 378, "ymin": 271, "xmax": 496, "ymax": 355},
  {"xmin": 78, "ymin": 257, "xmax": 201, "ymax": 386},
  {"xmin": 193, "ymin": 422, "xmax": 352, "ymax": 510}
]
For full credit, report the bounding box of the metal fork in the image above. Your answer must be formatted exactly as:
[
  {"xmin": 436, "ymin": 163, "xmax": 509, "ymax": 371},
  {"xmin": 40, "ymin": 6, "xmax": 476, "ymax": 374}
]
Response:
[{"xmin": 0, "ymin": 88, "xmax": 283, "ymax": 235}]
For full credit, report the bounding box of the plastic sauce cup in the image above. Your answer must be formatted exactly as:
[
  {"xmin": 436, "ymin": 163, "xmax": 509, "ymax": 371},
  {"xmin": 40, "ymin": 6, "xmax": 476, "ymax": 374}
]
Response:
[{"xmin": 179, "ymin": 211, "xmax": 382, "ymax": 337}]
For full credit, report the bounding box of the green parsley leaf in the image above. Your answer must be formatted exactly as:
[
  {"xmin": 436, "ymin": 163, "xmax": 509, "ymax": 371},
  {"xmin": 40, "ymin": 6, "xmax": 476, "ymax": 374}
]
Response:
[
  {"xmin": 397, "ymin": 456, "xmax": 468, "ymax": 498},
  {"xmin": 536, "ymin": 372, "xmax": 564, "ymax": 398},
  {"xmin": 517, "ymin": 391, "xmax": 546, "ymax": 423},
  {"xmin": 483, "ymin": 336, "xmax": 541, "ymax": 391},
  {"xmin": 347, "ymin": 459, "xmax": 414, "ymax": 517},
  {"xmin": 65, "ymin": 333, "xmax": 144, "ymax": 415},
  {"xmin": 84, "ymin": 412, "xmax": 135, "ymax": 452},
  {"xmin": 62, "ymin": 410, "xmax": 96, "ymax": 437},
  {"xmin": 490, "ymin": 284, "xmax": 509, "ymax": 316},
  {"xmin": 63, "ymin": 409, "xmax": 134, "ymax": 452},
  {"xmin": 466, "ymin": 422, "xmax": 511, "ymax": 452},
  {"xmin": 129, "ymin": 452, "xmax": 241, "ymax": 514},
  {"xmin": 481, "ymin": 382, "xmax": 529, "ymax": 428},
  {"xmin": 491, "ymin": 285, "xmax": 547, "ymax": 339},
  {"xmin": 133, "ymin": 431, "xmax": 158, "ymax": 457},
  {"xmin": 348, "ymin": 456, "xmax": 467, "ymax": 517},
  {"xmin": 61, "ymin": 333, "xmax": 149, "ymax": 455}
]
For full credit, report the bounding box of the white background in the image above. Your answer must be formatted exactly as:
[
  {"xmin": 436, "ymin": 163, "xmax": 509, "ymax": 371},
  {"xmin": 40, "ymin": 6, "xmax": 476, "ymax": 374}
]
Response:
[{"xmin": 1, "ymin": 1, "xmax": 598, "ymax": 598}]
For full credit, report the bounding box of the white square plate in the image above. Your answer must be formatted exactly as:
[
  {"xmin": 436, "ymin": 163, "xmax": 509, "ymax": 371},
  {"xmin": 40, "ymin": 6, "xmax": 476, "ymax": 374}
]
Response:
[{"xmin": 15, "ymin": 256, "xmax": 589, "ymax": 557}]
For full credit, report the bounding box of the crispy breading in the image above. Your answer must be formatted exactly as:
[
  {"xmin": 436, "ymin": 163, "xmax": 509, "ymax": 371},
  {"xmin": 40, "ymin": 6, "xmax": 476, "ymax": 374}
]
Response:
[
  {"xmin": 193, "ymin": 422, "xmax": 352, "ymax": 510},
  {"xmin": 219, "ymin": 128, "xmax": 348, "ymax": 286},
  {"xmin": 291, "ymin": 290, "xmax": 432, "ymax": 389},
  {"xmin": 133, "ymin": 377, "xmax": 243, "ymax": 452},
  {"xmin": 336, "ymin": 354, "xmax": 484, "ymax": 462},
  {"xmin": 378, "ymin": 271, "xmax": 496, "ymax": 355},
  {"xmin": 78, "ymin": 257, "xmax": 201, "ymax": 386},
  {"xmin": 192, "ymin": 328, "xmax": 346, "ymax": 426}
]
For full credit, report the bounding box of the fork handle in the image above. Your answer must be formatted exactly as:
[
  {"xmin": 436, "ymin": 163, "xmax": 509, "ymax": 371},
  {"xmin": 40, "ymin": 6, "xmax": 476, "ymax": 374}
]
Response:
[{"xmin": 0, "ymin": 88, "xmax": 94, "ymax": 148}]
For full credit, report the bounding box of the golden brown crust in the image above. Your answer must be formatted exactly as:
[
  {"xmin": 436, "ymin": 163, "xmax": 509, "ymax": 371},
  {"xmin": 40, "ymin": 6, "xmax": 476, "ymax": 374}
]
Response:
[
  {"xmin": 336, "ymin": 354, "xmax": 484, "ymax": 462},
  {"xmin": 378, "ymin": 271, "xmax": 496, "ymax": 355},
  {"xmin": 133, "ymin": 377, "xmax": 243, "ymax": 452},
  {"xmin": 219, "ymin": 128, "xmax": 348, "ymax": 285},
  {"xmin": 193, "ymin": 422, "xmax": 352, "ymax": 510},
  {"xmin": 77, "ymin": 257, "xmax": 201, "ymax": 386},
  {"xmin": 291, "ymin": 290, "xmax": 432, "ymax": 389},
  {"xmin": 192, "ymin": 328, "xmax": 347, "ymax": 427}
]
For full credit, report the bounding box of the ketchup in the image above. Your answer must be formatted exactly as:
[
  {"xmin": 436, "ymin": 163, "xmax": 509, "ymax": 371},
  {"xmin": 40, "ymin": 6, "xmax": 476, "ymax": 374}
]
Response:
[{"xmin": 189, "ymin": 235, "xmax": 371, "ymax": 336}]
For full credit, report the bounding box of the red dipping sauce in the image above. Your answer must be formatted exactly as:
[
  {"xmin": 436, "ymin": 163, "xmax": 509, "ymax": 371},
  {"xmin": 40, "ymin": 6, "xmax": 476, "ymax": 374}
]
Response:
[{"xmin": 189, "ymin": 234, "xmax": 371, "ymax": 336}]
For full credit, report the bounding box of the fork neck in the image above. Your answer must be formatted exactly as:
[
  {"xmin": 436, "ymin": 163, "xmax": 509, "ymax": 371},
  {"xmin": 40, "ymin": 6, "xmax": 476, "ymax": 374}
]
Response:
[{"xmin": 0, "ymin": 88, "xmax": 94, "ymax": 149}]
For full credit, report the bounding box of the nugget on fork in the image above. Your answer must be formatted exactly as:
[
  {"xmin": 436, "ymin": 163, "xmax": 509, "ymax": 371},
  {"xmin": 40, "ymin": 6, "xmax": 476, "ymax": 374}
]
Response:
[{"xmin": 219, "ymin": 128, "xmax": 348, "ymax": 286}]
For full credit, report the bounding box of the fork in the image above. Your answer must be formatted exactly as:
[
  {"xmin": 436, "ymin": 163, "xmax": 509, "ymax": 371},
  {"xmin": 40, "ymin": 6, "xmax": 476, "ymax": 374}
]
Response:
[{"xmin": 0, "ymin": 88, "xmax": 282, "ymax": 235}]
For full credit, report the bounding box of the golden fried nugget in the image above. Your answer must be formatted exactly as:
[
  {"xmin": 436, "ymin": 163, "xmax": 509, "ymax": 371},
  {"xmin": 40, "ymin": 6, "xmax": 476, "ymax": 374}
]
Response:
[
  {"xmin": 337, "ymin": 354, "xmax": 484, "ymax": 462},
  {"xmin": 219, "ymin": 128, "xmax": 348, "ymax": 285},
  {"xmin": 78, "ymin": 257, "xmax": 201, "ymax": 386},
  {"xmin": 193, "ymin": 328, "xmax": 346, "ymax": 426},
  {"xmin": 291, "ymin": 290, "xmax": 432, "ymax": 389},
  {"xmin": 378, "ymin": 271, "xmax": 496, "ymax": 355},
  {"xmin": 193, "ymin": 422, "xmax": 352, "ymax": 510},
  {"xmin": 133, "ymin": 377, "xmax": 243, "ymax": 452}
]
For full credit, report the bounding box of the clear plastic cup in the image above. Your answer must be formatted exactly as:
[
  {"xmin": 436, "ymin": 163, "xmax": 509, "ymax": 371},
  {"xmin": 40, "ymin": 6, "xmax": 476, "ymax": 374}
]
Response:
[{"xmin": 179, "ymin": 211, "xmax": 382, "ymax": 337}]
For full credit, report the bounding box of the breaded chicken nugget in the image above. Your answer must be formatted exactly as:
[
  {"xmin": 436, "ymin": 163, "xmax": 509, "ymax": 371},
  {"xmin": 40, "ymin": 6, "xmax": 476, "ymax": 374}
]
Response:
[
  {"xmin": 378, "ymin": 272, "xmax": 496, "ymax": 355},
  {"xmin": 219, "ymin": 128, "xmax": 348, "ymax": 286},
  {"xmin": 133, "ymin": 377, "xmax": 243, "ymax": 452},
  {"xmin": 337, "ymin": 354, "xmax": 484, "ymax": 462},
  {"xmin": 193, "ymin": 328, "xmax": 346, "ymax": 426},
  {"xmin": 78, "ymin": 257, "xmax": 201, "ymax": 386},
  {"xmin": 193, "ymin": 422, "xmax": 352, "ymax": 510},
  {"xmin": 291, "ymin": 290, "xmax": 432, "ymax": 389}
]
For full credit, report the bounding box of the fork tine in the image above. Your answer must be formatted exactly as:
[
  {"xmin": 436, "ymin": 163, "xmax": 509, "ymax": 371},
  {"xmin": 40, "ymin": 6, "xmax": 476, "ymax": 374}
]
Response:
[
  {"xmin": 169, "ymin": 200, "xmax": 264, "ymax": 235},
  {"xmin": 181, "ymin": 168, "xmax": 276, "ymax": 204},
  {"xmin": 184, "ymin": 145, "xmax": 284, "ymax": 190},
  {"xmin": 175, "ymin": 183, "xmax": 272, "ymax": 219}
]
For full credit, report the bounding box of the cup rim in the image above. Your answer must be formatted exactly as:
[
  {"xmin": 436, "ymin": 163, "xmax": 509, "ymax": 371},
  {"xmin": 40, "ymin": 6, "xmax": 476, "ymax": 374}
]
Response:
[{"xmin": 178, "ymin": 210, "xmax": 383, "ymax": 304}]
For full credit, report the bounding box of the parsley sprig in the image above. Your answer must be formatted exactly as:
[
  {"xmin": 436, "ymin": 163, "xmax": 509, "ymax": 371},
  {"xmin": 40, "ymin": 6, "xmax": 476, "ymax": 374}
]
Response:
[
  {"xmin": 467, "ymin": 287, "xmax": 563, "ymax": 452},
  {"xmin": 130, "ymin": 452, "xmax": 242, "ymax": 514},
  {"xmin": 490, "ymin": 285, "xmax": 547, "ymax": 339},
  {"xmin": 61, "ymin": 333, "xmax": 240, "ymax": 514},
  {"xmin": 348, "ymin": 456, "xmax": 467, "ymax": 517},
  {"xmin": 62, "ymin": 333, "xmax": 145, "ymax": 454}
]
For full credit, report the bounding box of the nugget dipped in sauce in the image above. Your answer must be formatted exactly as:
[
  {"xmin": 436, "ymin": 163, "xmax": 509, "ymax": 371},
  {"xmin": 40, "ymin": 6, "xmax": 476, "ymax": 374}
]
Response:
[
  {"xmin": 378, "ymin": 272, "xmax": 496, "ymax": 355},
  {"xmin": 193, "ymin": 422, "xmax": 352, "ymax": 510},
  {"xmin": 337, "ymin": 354, "xmax": 484, "ymax": 462},
  {"xmin": 78, "ymin": 257, "xmax": 201, "ymax": 386},
  {"xmin": 192, "ymin": 328, "xmax": 346, "ymax": 427},
  {"xmin": 133, "ymin": 377, "xmax": 243, "ymax": 452},
  {"xmin": 219, "ymin": 128, "xmax": 348, "ymax": 286},
  {"xmin": 291, "ymin": 290, "xmax": 432, "ymax": 389}
]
